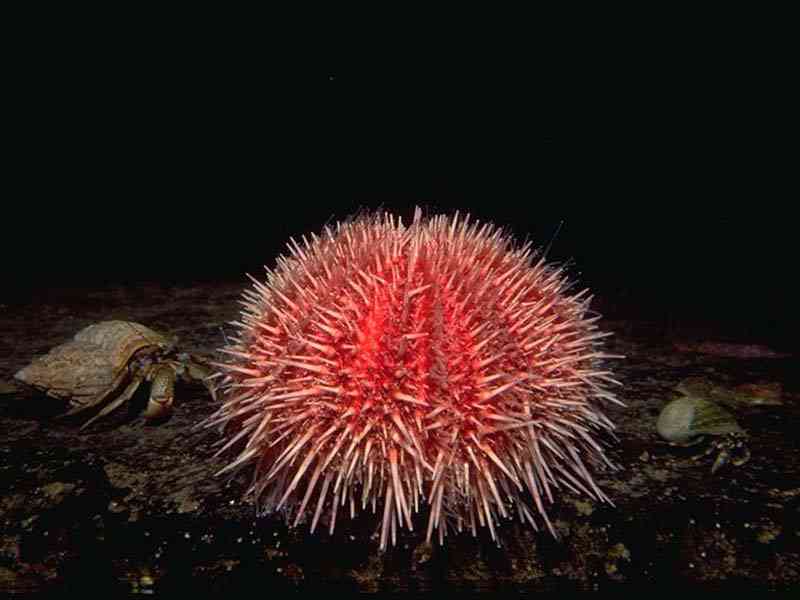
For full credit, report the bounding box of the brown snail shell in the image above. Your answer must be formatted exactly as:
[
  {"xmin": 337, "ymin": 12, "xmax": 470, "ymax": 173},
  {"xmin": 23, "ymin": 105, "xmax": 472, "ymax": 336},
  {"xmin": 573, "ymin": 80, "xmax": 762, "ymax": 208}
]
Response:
[{"xmin": 656, "ymin": 396, "xmax": 743, "ymax": 445}]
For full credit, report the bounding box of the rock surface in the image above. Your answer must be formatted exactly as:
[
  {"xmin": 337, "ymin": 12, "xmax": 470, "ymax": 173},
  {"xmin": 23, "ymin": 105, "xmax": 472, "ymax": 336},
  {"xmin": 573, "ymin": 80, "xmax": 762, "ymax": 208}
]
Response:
[{"xmin": 1, "ymin": 283, "xmax": 798, "ymax": 592}]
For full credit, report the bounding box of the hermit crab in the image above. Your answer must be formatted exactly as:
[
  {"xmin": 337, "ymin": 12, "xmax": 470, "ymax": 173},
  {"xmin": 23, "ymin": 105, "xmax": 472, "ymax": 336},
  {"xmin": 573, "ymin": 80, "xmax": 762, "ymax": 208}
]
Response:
[
  {"xmin": 656, "ymin": 395, "xmax": 750, "ymax": 473},
  {"xmin": 15, "ymin": 320, "xmax": 216, "ymax": 430}
]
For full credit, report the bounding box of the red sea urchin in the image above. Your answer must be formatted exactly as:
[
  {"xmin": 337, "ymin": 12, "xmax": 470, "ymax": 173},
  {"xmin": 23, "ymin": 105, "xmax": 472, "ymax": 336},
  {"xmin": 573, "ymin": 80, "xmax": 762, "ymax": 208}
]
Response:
[{"xmin": 207, "ymin": 208, "xmax": 623, "ymax": 549}]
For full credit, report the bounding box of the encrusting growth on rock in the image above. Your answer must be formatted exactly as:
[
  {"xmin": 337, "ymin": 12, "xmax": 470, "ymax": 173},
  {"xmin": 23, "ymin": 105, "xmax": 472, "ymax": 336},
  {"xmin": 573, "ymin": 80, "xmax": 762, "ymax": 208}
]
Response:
[{"xmin": 206, "ymin": 208, "xmax": 623, "ymax": 549}]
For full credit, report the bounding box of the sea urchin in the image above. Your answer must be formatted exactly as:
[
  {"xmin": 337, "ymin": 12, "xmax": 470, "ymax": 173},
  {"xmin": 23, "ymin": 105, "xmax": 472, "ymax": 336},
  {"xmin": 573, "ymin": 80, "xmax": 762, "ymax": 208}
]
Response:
[{"xmin": 207, "ymin": 208, "xmax": 623, "ymax": 549}]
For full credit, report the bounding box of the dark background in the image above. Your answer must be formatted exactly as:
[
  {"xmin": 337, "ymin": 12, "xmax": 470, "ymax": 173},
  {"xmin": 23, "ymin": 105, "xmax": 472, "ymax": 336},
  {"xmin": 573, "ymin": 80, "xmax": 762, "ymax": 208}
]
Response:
[{"xmin": 5, "ymin": 37, "xmax": 795, "ymax": 351}]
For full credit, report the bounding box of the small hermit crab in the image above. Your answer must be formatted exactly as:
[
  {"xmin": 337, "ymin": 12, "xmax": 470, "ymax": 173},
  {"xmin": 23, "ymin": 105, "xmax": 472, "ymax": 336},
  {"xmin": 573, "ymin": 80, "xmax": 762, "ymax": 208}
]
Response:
[
  {"xmin": 656, "ymin": 396, "xmax": 750, "ymax": 473},
  {"xmin": 15, "ymin": 320, "xmax": 216, "ymax": 430}
]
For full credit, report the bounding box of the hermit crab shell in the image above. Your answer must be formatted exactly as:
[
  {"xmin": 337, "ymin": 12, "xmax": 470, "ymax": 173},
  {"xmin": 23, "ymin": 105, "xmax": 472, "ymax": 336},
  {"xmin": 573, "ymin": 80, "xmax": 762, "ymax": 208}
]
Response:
[
  {"xmin": 656, "ymin": 396, "xmax": 743, "ymax": 445},
  {"xmin": 15, "ymin": 321, "xmax": 173, "ymax": 404}
]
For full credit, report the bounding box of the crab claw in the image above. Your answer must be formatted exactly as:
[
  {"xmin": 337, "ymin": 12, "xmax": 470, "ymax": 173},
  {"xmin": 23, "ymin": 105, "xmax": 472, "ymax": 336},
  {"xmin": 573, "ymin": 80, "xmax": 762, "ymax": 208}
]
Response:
[
  {"xmin": 711, "ymin": 449, "xmax": 730, "ymax": 474},
  {"xmin": 144, "ymin": 364, "xmax": 177, "ymax": 421},
  {"xmin": 709, "ymin": 435, "xmax": 751, "ymax": 474}
]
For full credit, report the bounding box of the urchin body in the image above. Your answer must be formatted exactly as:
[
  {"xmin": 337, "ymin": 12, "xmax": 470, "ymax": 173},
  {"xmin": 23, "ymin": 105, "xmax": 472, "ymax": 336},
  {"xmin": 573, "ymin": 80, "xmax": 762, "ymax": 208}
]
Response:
[{"xmin": 209, "ymin": 210, "xmax": 622, "ymax": 548}]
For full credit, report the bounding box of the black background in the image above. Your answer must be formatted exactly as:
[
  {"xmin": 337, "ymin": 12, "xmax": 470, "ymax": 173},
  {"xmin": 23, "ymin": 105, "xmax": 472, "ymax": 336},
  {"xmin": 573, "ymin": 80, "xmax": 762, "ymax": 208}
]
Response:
[{"xmin": 5, "ymin": 32, "xmax": 796, "ymax": 350}]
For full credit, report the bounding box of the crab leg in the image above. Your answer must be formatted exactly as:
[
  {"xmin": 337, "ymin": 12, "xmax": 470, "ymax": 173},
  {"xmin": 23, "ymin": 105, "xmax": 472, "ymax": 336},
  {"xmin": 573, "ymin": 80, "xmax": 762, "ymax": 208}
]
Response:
[
  {"xmin": 79, "ymin": 370, "xmax": 147, "ymax": 431},
  {"xmin": 187, "ymin": 357, "xmax": 218, "ymax": 402},
  {"xmin": 174, "ymin": 354, "xmax": 218, "ymax": 402},
  {"xmin": 58, "ymin": 367, "xmax": 130, "ymax": 419}
]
